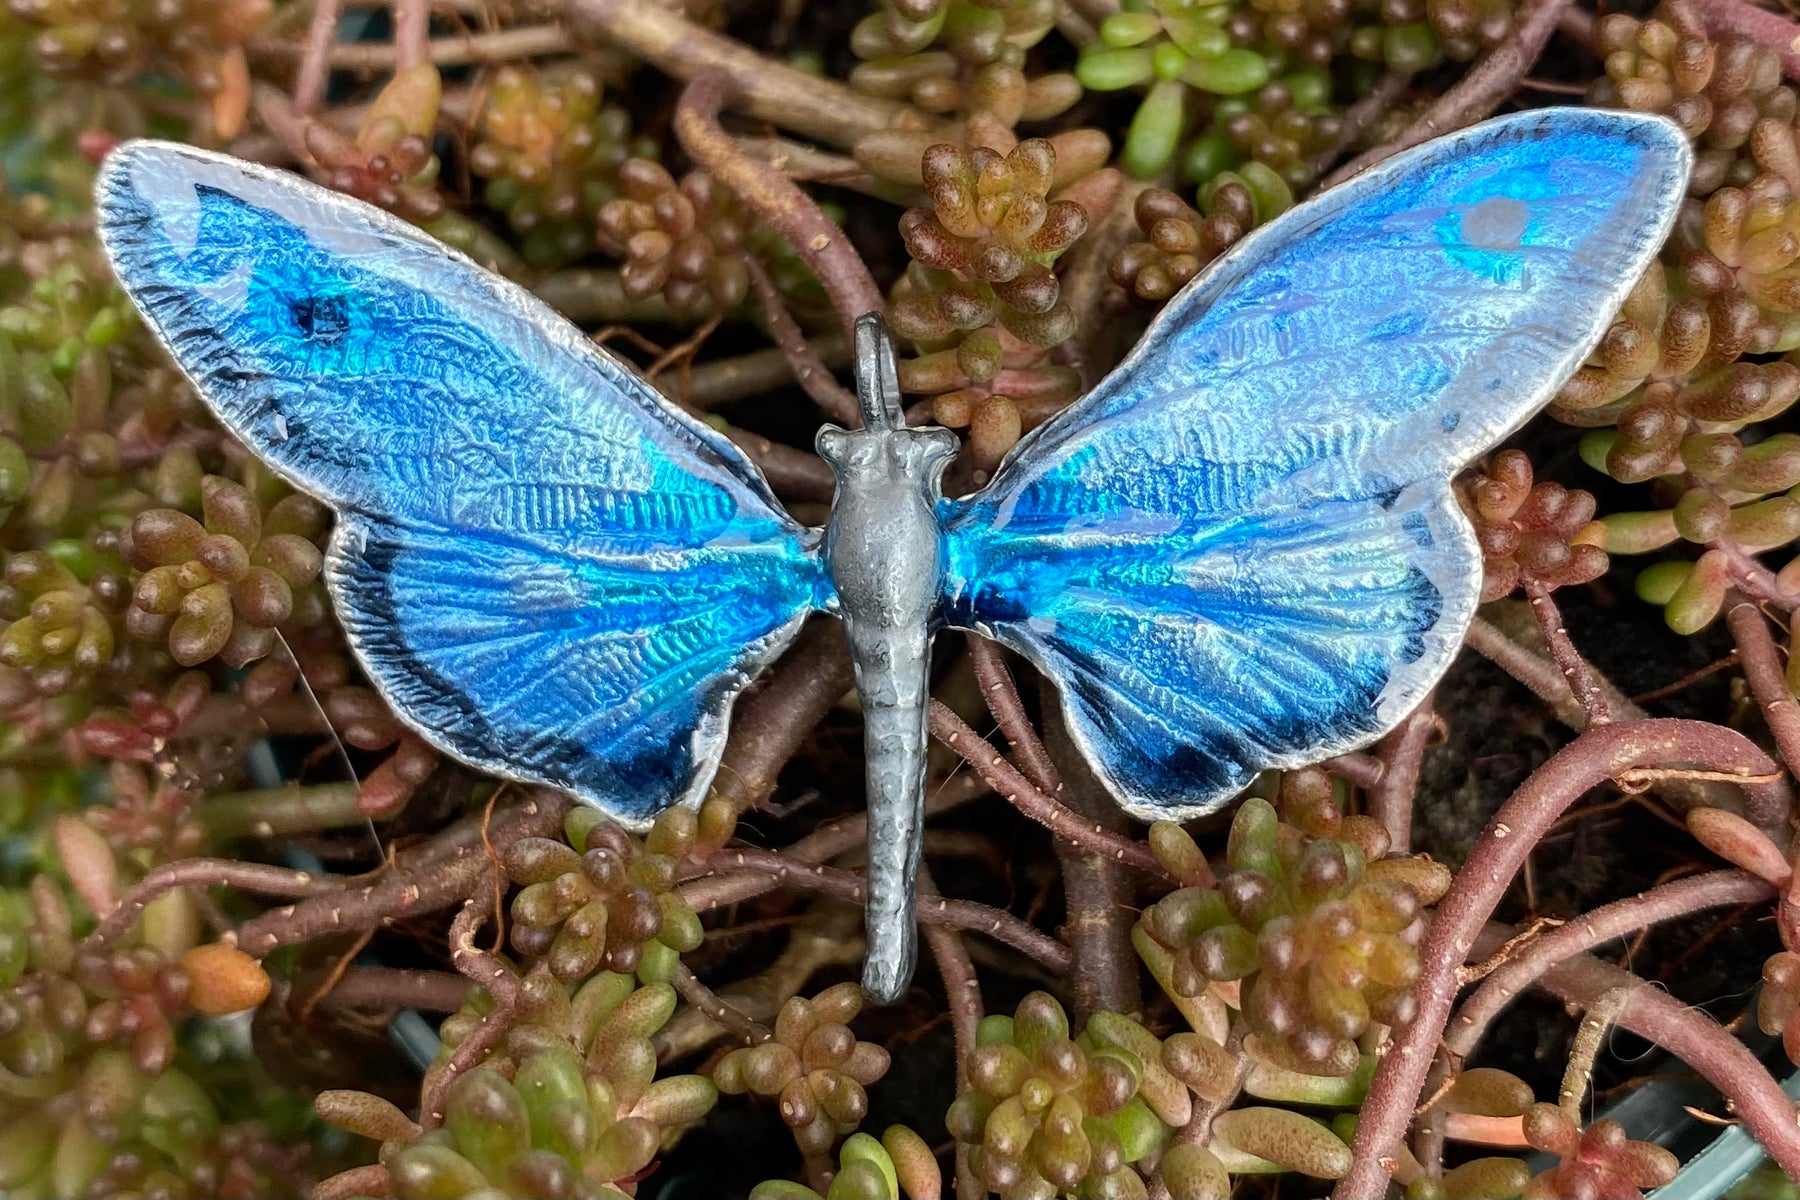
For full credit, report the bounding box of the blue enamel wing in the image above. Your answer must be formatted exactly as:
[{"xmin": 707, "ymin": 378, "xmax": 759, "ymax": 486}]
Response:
[{"xmin": 96, "ymin": 108, "xmax": 1689, "ymax": 1002}]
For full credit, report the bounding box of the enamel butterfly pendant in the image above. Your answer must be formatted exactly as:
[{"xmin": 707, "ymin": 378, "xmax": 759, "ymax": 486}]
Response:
[{"xmin": 96, "ymin": 109, "xmax": 1690, "ymax": 1003}]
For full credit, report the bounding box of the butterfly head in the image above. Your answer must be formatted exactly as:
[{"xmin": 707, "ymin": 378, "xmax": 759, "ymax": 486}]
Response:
[{"xmin": 818, "ymin": 311, "xmax": 959, "ymax": 492}]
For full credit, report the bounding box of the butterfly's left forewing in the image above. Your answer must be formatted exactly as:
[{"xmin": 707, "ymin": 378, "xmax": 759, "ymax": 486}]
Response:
[
  {"xmin": 98, "ymin": 142, "xmax": 827, "ymax": 822},
  {"xmin": 943, "ymin": 109, "xmax": 1690, "ymax": 821}
]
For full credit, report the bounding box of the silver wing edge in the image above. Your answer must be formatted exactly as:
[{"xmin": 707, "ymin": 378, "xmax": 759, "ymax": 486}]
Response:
[
  {"xmin": 93, "ymin": 139, "xmax": 807, "ymax": 535},
  {"xmin": 325, "ymin": 517, "xmax": 814, "ymax": 831}
]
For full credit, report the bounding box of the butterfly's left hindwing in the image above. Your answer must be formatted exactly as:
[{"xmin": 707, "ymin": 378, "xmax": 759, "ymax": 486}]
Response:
[
  {"xmin": 98, "ymin": 142, "xmax": 827, "ymax": 822},
  {"xmin": 943, "ymin": 109, "xmax": 1690, "ymax": 822}
]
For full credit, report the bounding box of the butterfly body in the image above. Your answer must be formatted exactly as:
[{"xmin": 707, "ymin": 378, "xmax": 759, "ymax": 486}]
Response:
[{"xmin": 97, "ymin": 109, "xmax": 1691, "ymax": 1003}]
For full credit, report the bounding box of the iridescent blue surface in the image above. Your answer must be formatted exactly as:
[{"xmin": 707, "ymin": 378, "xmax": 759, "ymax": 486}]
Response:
[
  {"xmin": 98, "ymin": 144, "xmax": 827, "ymax": 821},
  {"xmin": 942, "ymin": 109, "xmax": 1690, "ymax": 820},
  {"xmin": 94, "ymin": 108, "xmax": 1689, "ymax": 860}
]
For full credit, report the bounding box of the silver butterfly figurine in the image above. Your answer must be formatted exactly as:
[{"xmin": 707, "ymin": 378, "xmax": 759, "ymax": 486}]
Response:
[{"xmin": 95, "ymin": 107, "xmax": 1690, "ymax": 1002}]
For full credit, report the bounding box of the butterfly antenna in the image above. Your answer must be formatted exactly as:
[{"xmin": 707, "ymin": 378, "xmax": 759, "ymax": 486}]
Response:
[
  {"xmin": 854, "ymin": 313, "xmax": 904, "ymax": 431},
  {"xmin": 272, "ymin": 627, "xmax": 385, "ymax": 862}
]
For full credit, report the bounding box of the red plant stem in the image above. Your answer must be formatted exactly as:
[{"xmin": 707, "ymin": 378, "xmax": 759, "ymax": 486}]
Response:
[
  {"xmin": 921, "ymin": 868, "xmax": 980, "ymax": 1089},
  {"xmin": 421, "ymin": 1003, "xmax": 514, "ymax": 1127},
  {"xmin": 1336, "ymin": 719, "xmax": 1786, "ymax": 1199},
  {"xmin": 1525, "ymin": 581, "xmax": 1611, "ymax": 726},
  {"xmin": 316, "ymin": 967, "xmax": 471, "ymax": 1014},
  {"xmin": 294, "ymin": 0, "xmax": 345, "ymax": 115},
  {"xmin": 1728, "ymin": 599, "xmax": 1800, "ymax": 784},
  {"xmin": 1325, "ymin": 752, "xmax": 1386, "ymax": 790},
  {"xmin": 968, "ymin": 638, "xmax": 1062, "ymax": 796},
  {"xmin": 1042, "ymin": 688, "xmax": 1141, "ymax": 1018},
  {"xmin": 1367, "ymin": 693, "xmax": 1435, "ymax": 853},
  {"xmin": 722, "ymin": 425, "xmax": 838, "ymax": 502},
  {"xmin": 675, "ymin": 72, "xmax": 885, "ymax": 345},
  {"xmin": 447, "ymin": 887, "xmax": 519, "ymax": 1008},
  {"xmin": 87, "ymin": 859, "xmax": 329, "ymax": 950},
  {"xmin": 741, "ymin": 254, "xmax": 859, "ymax": 425},
  {"xmin": 675, "ymin": 772, "xmax": 990, "ymax": 911},
  {"xmin": 928, "ymin": 700, "xmax": 1172, "ymax": 882},
  {"xmin": 390, "ymin": 0, "xmax": 428, "ymax": 71},
  {"xmin": 1698, "ymin": 0, "xmax": 1800, "ymax": 80},
  {"xmin": 233, "ymin": 792, "xmax": 571, "ymax": 955},
  {"xmin": 1537, "ymin": 950, "xmax": 1800, "ymax": 1181},
  {"xmin": 284, "ymin": 23, "xmax": 568, "ymax": 68},
  {"xmin": 672, "ymin": 964, "xmax": 773, "ymax": 1045},
  {"xmin": 1446, "ymin": 869, "xmax": 1775, "ymax": 1058},
  {"xmin": 684, "ymin": 847, "xmax": 1073, "ymax": 972}
]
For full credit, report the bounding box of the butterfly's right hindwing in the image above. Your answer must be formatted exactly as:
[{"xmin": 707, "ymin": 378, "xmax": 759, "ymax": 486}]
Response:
[{"xmin": 98, "ymin": 141, "xmax": 826, "ymax": 821}]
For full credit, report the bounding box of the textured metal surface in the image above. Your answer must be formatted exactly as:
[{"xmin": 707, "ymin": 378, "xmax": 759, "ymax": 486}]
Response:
[
  {"xmin": 95, "ymin": 109, "xmax": 1690, "ymax": 1002},
  {"xmin": 943, "ymin": 108, "xmax": 1691, "ymax": 822},
  {"xmin": 97, "ymin": 142, "xmax": 828, "ymax": 823},
  {"xmin": 818, "ymin": 316, "xmax": 957, "ymax": 1003}
]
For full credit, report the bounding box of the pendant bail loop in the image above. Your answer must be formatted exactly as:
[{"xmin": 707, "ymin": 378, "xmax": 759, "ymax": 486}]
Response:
[{"xmin": 854, "ymin": 312, "xmax": 905, "ymax": 431}]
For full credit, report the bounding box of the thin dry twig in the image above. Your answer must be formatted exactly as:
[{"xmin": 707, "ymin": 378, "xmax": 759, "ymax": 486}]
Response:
[{"xmin": 1560, "ymin": 986, "xmax": 1632, "ymax": 1119}]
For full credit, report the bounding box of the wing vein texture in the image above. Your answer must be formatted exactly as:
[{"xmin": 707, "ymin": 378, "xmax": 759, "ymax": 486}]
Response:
[
  {"xmin": 96, "ymin": 141, "xmax": 825, "ymax": 823},
  {"xmin": 944, "ymin": 109, "xmax": 1689, "ymax": 821}
]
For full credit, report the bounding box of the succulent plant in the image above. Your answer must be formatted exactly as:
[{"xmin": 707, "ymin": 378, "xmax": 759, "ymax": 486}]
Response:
[
  {"xmin": 713, "ymin": 981, "xmax": 891, "ymax": 1156},
  {"xmin": 470, "ymin": 66, "xmax": 649, "ymax": 267},
  {"xmin": 306, "ymin": 65, "xmax": 445, "ymax": 224},
  {"xmin": 1458, "ymin": 449, "xmax": 1609, "ymax": 601},
  {"xmin": 1077, "ymin": 0, "xmax": 1274, "ymax": 178},
  {"xmin": 1138, "ymin": 770, "xmax": 1450, "ymax": 1075},
  {"xmin": 1109, "ymin": 182, "xmax": 1254, "ymax": 302},
  {"xmin": 347, "ymin": 968, "xmax": 719, "ymax": 1198},
  {"xmin": 121, "ymin": 475, "xmax": 328, "ymax": 668},
  {"xmin": 1588, "ymin": 0, "xmax": 1792, "ymax": 197},
  {"xmin": 750, "ymin": 1127, "xmax": 940, "ymax": 1199},
  {"xmin": 889, "ymin": 139, "xmax": 1090, "ymax": 470},
  {"xmin": 506, "ymin": 807, "xmax": 707, "ymax": 984},
  {"xmin": 1521, "ymin": 1104, "xmax": 1680, "ymax": 1199},
  {"xmin": 597, "ymin": 160, "xmax": 755, "ymax": 320},
  {"xmin": 945, "ymin": 991, "xmax": 1179, "ymax": 1198}
]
